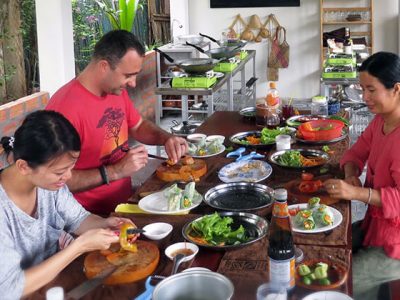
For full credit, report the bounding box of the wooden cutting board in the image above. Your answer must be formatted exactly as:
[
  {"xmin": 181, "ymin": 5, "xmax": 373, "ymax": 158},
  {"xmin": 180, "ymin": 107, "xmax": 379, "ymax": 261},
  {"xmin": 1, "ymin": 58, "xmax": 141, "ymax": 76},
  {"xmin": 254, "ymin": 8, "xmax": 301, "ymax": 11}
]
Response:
[
  {"xmin": 156, "ymin": 159, "xmax": 207, "ymax": 182},
  {"xmin": 284, "ymin": 177, "xmax": 340, "ymax": 206},
  {"xmin": 84, "ymin": 240, "xmax": 159, "ymax": 285}
]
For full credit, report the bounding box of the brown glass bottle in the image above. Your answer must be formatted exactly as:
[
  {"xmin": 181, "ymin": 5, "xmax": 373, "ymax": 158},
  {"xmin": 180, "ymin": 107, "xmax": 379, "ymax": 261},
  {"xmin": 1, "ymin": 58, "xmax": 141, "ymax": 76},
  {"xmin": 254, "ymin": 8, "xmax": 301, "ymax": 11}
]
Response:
[{"xmin": 268, "ymin": 188, "xmax": 295, "ymax": 289}]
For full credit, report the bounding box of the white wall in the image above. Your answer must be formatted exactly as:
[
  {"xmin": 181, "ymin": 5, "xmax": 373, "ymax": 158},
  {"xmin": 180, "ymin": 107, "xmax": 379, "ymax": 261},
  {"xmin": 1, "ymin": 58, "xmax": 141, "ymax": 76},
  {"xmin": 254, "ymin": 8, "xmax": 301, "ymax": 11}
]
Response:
[
  {"xmin": 185, "ymin": 0, "xmax": 398, "ymax": 99},
  {"xmin": 35, "ymin": 0, "xmax": 75, "ymax": 96}
]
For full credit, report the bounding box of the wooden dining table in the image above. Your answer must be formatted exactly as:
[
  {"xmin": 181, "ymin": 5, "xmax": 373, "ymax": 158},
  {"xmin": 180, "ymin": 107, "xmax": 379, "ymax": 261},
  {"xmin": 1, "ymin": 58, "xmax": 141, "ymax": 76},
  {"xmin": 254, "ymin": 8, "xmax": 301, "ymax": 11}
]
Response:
[{"xmin": 28, "ymin": 111, "xmax": 353, "ymax": 300}]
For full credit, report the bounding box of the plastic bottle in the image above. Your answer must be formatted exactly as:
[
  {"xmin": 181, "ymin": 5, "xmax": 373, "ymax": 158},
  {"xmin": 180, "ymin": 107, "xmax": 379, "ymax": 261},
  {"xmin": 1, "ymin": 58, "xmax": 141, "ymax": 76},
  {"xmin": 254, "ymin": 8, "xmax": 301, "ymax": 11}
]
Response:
[
  {"xmin": 311, "ymin": 96, "xmax": 328, "ymax": 116},
  {"xmin": 343, "ymin": 28, "xmax": 352, "ymax": 55},
  {"xmin": 268, "ymin": 188, "xmax": 295, "ymax": 290},
  {"xmin": 265, "ymin": 82, "xmax": 280, "ymax": 110}
]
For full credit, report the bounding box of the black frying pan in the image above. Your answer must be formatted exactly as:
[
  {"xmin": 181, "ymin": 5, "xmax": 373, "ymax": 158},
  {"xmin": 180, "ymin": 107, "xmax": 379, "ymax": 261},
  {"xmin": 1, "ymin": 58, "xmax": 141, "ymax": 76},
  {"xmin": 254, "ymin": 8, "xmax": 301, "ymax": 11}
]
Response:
[
  {"xmin": 186, "ymin": 42, "xmax": 242, "ymax": 60},
  {"xmin": 154, "ymin": 48, "xmax": 220, "ymax": 75}
]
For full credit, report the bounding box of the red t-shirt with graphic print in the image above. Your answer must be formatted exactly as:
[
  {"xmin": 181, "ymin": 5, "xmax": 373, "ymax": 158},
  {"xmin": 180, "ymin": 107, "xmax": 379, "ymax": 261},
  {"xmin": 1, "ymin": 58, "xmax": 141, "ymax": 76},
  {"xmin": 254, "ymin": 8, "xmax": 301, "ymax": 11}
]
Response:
[{"xmin": 46, "ymin": 79, "xmax": 141, "ymax": 215}]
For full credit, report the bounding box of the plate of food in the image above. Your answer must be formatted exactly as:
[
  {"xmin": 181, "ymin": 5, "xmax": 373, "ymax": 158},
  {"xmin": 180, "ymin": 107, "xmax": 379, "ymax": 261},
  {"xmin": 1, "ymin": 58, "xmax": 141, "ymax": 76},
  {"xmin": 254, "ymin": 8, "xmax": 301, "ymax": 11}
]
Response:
[
  {"xmin": 288, "ymin": 200, "xmax": 343, "ymax": 233},
  {"xmin": 138, "ymin": 182, "xmax": 202, "ymax": 215},
  {"xmin": 218, "ymin": 160, "xmax": 273, "ymax": 183},
  {"xmin": 302, "ymin": 291, "xmax": 352, "ymax": 300},
  {"xmin": 269, "ymin": 149, "xmax": 329, "ymax": 169},
  {"xmin": 187, "ymin": 141, "xmax": 226, "ymax": 158},
  {"xmin": 296, "ymin": 259, "xmax": 348, "ymax": 291},
  {"xmin": 182, "ymin": 211, "xmax": 269, "ymax": 250},
  {"xmin": 230, "ymin": 127, "xmax": 296, "ymax": 148},
  {"xmin": 286, "ymin": 115, "xmax": 327, "ymax": 128}
]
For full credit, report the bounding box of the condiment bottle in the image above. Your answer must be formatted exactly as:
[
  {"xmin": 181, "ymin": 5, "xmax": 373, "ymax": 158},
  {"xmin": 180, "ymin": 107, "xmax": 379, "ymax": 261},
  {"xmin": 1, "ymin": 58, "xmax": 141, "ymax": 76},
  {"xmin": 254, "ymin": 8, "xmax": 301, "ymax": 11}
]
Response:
[
  {"xmin": 343, "ymin": 27, "xmax": 352, "ymax": 55},
  {"xmin": 265, "ymin": 82, "xmax": 280, "ymax": 110},
  {"xmin": 268, "ymin": 188, "xmax": 295, "ymax": 290},
  {"xmin": 311, "ymin": 96, "xmax": 328, "ymax": 116}
]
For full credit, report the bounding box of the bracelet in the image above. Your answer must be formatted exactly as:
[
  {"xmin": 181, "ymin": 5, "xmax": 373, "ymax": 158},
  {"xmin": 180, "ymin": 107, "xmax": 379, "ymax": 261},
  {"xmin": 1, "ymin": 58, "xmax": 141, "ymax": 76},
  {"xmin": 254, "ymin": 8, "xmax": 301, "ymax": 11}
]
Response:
[
  {"xmin": 366, "ymin": 188, "xmax": 372, "ymax": 206},
  {"xmin": 99, "ymin": 165, "xmax": 109, "ymax": 185}
]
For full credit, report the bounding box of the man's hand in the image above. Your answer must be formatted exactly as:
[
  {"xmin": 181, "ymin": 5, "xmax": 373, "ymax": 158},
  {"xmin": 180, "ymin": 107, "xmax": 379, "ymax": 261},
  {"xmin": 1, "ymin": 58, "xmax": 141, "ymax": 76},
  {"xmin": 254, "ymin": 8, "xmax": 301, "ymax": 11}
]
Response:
[
  {"xmin": 164, "ymin": 136, "xmax": 188, "ymax": 164},
  {"xmin": 108, "ymin": 145, "xmax": 148, "ymax": 181}
]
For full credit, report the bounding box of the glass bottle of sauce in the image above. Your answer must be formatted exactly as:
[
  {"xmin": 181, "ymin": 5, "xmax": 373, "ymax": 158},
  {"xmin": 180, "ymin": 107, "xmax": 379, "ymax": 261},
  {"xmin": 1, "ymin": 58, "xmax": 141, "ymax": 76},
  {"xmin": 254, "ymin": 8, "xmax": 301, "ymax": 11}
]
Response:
[{"xmin": 268, "ymin": 188, "xmax": 295, "ymax": 290}]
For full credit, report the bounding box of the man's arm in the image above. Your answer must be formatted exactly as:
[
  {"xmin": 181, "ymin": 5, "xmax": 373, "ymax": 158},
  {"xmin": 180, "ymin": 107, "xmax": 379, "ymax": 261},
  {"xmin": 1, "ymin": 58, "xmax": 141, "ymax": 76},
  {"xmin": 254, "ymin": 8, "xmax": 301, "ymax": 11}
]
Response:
[
  {"xmin": 66, "ymin": 145, "xmax": 148, "ymax": 193},
  {"xmin": 129, "ymin": 119, "xmax": 188, "ymax": 163}
]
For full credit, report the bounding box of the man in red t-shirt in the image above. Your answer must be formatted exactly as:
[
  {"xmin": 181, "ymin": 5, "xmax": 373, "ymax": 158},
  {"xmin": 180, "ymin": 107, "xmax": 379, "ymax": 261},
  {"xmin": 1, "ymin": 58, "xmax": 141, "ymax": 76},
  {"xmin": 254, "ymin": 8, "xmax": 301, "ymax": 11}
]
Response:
[{"xmin": 47, "ymin": 30, "xmax": 187, "ymax": 215}]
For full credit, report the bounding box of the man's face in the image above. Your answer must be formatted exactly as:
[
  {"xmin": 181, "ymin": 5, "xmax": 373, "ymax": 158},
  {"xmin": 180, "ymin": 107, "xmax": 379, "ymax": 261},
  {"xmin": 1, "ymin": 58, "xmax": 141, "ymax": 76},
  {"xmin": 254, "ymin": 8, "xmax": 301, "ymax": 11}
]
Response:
[{"xmin": 104, "ymin": 49, "xmax": 144, "ymax": 96}]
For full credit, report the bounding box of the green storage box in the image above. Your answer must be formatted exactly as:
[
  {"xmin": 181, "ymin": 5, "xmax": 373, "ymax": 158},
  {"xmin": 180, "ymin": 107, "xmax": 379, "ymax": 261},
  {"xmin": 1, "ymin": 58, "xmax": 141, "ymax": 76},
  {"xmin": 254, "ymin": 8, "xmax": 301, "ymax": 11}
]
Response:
[{"xmin": 171, "ymin": 76, "xmax": 217, "ymax": 88}]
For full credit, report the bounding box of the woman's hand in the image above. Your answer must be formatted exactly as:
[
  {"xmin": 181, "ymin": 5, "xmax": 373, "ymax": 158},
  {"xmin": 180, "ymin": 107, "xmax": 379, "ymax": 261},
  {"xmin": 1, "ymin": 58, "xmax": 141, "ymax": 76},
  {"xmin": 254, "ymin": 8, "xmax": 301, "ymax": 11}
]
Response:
[
  {"xmin": 73, "ymin": 228, "xmax": 119, "ymax": 253},
  {"xmin": 323, "ymin": 178, "xmax": 359, "ymax": 201},
  {"xmin": 104, "ymin": 216, "xmax": 134, "ymax": 231}
]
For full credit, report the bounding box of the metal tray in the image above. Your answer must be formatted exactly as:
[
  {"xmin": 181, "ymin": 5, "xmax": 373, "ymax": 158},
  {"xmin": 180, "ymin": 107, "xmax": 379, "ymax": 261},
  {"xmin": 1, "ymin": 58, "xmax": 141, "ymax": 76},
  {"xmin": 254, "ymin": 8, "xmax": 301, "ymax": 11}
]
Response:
[
  {"xmin": 269, "ymin": 149, "xmax": 329, "ymax": 169},
  {"xmin": 182, "ymin": 212, "xmax": 269, "ymax": 250},
  {"xmin": 286, "ymin": 115, "xmax": 327, "ymax": 128},
  {"xmin": 204, "ymin": 182, "xmax": 273, "ymax": 211},
  {"xmin": 295, "ymin": 130, "xmax": 348, "ymax": 144}
]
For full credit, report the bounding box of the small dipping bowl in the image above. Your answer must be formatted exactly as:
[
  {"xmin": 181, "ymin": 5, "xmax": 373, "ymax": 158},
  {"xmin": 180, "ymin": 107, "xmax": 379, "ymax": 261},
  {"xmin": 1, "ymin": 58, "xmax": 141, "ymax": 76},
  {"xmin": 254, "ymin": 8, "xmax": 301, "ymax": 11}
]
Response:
[
  {"xmin": 142, "ymin": 222, "xmax": 173, "ymax": 240},
  {"xmin": 165, "ymin": 242, "xmax": 199, "ymax": 262},
  {"xmin": 187, "ymin": 133, "xmax": 207, "ymax": 146},
  {"xmin": 206, "ymin": 135, "xmax": 225, "ymax": 145}
]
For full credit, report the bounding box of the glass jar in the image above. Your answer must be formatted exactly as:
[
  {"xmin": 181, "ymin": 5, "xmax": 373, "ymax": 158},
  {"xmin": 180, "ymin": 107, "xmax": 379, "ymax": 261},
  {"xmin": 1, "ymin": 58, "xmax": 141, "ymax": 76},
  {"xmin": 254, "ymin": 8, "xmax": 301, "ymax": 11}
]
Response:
[{"xmin": 311, "ymin": 96, "xmax": 328, "ymax": 116}]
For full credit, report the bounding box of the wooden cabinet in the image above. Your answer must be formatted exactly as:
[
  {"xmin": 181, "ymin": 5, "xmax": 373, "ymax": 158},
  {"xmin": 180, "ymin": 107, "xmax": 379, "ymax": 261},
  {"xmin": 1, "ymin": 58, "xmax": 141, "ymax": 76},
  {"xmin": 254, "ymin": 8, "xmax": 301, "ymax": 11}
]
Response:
[{"xmin": 320, "ymin": 0, "xmax": 374, "ymax": 66}]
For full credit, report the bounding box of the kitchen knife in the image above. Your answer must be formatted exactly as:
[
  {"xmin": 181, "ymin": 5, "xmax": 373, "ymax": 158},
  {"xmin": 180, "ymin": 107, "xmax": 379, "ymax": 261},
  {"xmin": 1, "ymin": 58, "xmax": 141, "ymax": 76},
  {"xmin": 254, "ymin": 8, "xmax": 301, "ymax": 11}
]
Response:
[{"xmin": 66, "ymin": 266, "xmax": 117, "ymax": 299}]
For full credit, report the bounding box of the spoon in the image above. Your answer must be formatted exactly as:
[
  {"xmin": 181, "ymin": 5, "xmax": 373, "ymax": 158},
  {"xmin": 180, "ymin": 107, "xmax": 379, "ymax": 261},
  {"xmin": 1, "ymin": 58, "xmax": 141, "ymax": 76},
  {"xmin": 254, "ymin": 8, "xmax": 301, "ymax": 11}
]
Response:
[{"xmin": 171, "ymin": 253, "xmax": 186, "ymax": 275}]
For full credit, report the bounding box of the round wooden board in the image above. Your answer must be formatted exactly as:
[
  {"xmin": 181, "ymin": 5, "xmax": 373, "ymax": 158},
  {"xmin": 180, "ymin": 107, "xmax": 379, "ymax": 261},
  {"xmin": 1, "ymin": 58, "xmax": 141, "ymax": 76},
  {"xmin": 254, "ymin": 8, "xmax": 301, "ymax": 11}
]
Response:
[
  {"xmin": 84, "ymin": 240, "xmax": 159, "ymax": 285},
  {"xmin": 156, "ymin": 159, "xmax": 207, "ymax": 182},
  {"xmin": 284, "ymin": 179, "xmax": 340, "ymax": 206}
]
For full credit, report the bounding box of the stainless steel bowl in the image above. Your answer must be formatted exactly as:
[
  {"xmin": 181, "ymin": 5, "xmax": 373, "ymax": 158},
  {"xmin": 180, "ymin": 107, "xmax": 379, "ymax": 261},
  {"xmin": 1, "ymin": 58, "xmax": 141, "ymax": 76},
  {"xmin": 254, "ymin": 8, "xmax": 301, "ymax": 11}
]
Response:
[
  {"xmin": 182, "ymin": 211, "xmax": 269, "ymax": 250},
  {"xmin": 170, "ymin": 120, "xmax": 202, "ymax": 136},
  {"xmin": 177, "ymin": 34, "xmax": 204, "ymax": 45},
  {"xmin": 239, "ymin": 106, "xmax": 256, "ymax": 120},
  {"xmin": 269, "ymin": 149, "xmax": 330, "ymax": 169},
  {"xmin": 152, "ymin": 271, "xmax": 234, "ymax": 300},
  {"xmin": 204, "ymin": 182, "xmax": 273, "ymax": 211}
]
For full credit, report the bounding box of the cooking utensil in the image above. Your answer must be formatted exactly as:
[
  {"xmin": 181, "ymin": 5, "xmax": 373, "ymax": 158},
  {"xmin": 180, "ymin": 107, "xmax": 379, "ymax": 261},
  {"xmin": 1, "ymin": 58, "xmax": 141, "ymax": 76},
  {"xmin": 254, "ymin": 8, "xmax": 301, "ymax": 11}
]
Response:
[
  {"xmin": 182, "ymin": 211, "xmax": 269, "ymax": 250},
  {"xmin": 148, "ymin": 154, "xmax": 169, "ymax": 161},
  {"xmin": 204, "ymin": 182, "xmax": 273, "ymax": 211},
  {"xmin": 170, "ymin": 253, "xmax": 186, "ymax": 275},
  {"xmin": 66, "ymin": 266, "xmax": 117, "ymax": 299},
  {"xmin": 186, "ymin": 41, "xmax": 242, "ymax": 60},
  {"xmin": 170, "ymin": 120, "xmax": 202, "ymax": 136},
  {"xmin": 269, "ymin": 149, "xmax": 329, "ymax": 169},
  {"xmin": 199, "ymin": 33, "xmax": 247, "ymax": 49},
  {"xmin": 154, "ymin": 48, "xmax": 220, "ymax": 75},
  {"xmin": 152, "ymin": 271, "xmax": 234, "ymax": 300}
]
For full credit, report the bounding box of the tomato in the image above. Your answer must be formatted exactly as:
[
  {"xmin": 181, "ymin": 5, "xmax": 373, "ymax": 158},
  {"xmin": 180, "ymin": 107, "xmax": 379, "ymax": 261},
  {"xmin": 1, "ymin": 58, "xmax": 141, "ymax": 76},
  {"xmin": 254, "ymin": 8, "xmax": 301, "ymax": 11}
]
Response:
[
  {"xmin": 289, "ymin": 207, "xmax": 300, "ymax": 216},
  {"xmin": 301, "ymin": 172, "xmax": 314, "ymax": 181},
  {"xmin": 299, "ymin": 181, "xmax": 319, "ymax": 193}
]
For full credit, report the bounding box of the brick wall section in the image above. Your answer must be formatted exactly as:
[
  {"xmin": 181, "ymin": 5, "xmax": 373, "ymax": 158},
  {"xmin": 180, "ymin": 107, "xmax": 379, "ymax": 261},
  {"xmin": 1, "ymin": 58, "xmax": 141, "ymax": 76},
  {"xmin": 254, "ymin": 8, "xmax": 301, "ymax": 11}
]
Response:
[
  {"xmin": 128, "ymin": 50, "xmax": 157, "ymax": 122},
  {"xmin": 0, "ymin": 91, "xmax": 50, "ymax": 169}
]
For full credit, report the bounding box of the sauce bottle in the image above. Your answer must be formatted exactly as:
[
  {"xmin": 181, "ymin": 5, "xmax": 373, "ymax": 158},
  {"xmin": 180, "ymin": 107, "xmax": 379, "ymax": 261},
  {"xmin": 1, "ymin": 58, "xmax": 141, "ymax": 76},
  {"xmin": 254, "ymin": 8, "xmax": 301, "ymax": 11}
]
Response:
[
  {"xmin": 268, "ymin": 188, "xmax": 295, "ymax": 290},
  {"xmin": 265, "ymin": 82, "xmax": 280, "ymax": 110}
]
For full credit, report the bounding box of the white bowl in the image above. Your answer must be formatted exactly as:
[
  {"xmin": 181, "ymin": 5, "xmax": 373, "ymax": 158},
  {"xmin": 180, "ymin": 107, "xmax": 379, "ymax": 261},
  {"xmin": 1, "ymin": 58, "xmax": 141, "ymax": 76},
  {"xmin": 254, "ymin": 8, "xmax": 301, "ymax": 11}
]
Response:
[
  {"xmin": 142, "ymin": 222, "xmax": 173, "ymax": 240},
  {"xmin": 187, "ymin": 133, "xmax": 207, "ymax": 146},
  {"xmin": 165, "ymin": 242, "xmax": 199, "ymax": 262},
  {"xmin": 206, "ymin": 135, "xmax": 225, "ymax": 144}
]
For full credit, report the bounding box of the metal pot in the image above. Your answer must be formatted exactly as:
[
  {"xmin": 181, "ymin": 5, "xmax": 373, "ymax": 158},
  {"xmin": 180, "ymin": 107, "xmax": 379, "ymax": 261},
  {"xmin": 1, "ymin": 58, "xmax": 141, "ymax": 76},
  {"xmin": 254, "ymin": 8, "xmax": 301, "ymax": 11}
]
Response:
[
  {"xmin": 199, "ymin": 33, "xmax": 247, "ymax": 49},
  {"xmin": 186, "ymin": 42, "xmax": 243, "ymax": 60},
  {"xmin": 155, "ymin": 48, "xmax": 220, "ymax": 75},
  {"xmin": 170, "ymin": 120, "xmax": 202, "ymax": 136},
  {"xmin": 177, "ymin": 34, "xmax": 204, "ymax": 45},
  {"xmin": 152, "ymin": 271, "xmax": 234, "ymax": 300}
]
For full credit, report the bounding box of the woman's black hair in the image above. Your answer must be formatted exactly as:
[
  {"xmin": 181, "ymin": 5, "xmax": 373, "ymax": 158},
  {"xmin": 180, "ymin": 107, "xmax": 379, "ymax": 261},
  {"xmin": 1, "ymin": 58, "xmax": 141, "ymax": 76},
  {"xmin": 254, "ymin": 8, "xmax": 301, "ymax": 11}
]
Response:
[
  {"xmin": 0, "ymin": 110, "xmax": 81, "ymax": 168},
  {"xmin": 359, "ymin": 51, "xmax": 400, "ymax": 89},
  {"xmin": 93, "ymin": 29, "xmax": 145, "ymax": 69}
]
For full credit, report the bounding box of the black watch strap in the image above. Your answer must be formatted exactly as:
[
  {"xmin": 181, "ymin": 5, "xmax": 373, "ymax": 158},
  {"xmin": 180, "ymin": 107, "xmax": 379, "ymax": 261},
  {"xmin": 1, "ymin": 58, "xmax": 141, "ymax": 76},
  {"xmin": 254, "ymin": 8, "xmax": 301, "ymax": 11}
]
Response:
[{"xmin": 99, "ymin": 165, "xmax": 110, "ymax": 185}]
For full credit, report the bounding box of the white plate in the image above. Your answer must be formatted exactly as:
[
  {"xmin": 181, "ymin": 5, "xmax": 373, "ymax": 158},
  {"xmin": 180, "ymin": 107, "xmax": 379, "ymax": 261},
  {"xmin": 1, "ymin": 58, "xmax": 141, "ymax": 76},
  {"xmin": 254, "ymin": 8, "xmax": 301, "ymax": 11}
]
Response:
[
  {"xmin": 138, "ymin": 191, "xmax": 202, "ymax": 215},
  {"xmin": 302, "ymin": 291, "xmax": 353, "ymax": 300},
  {"xmin": 288, "ymin": 203, "xmax": 343, "ymax": 234},
  {"xmin": 218, "ymin": 160, "xmax": 272, "ymax": 183},
  {"xmin": 189, "ymin": 145, "xmax": 226, "ymax": 158}
]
